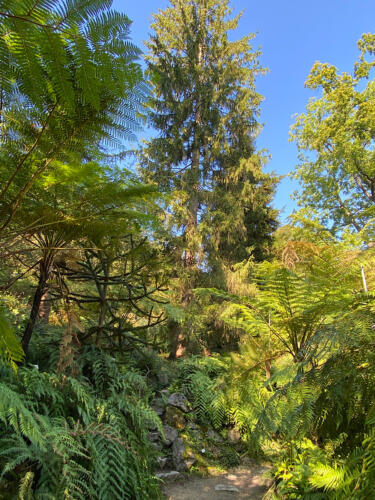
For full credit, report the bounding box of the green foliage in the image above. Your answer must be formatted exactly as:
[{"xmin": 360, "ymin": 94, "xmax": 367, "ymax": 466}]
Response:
[
  {"xmin": 172, "ymin": 356, "xmax": 229, "ymax": 428},
  {"xmin": 0, "ymin": 0, "xmax": 146, "ymax": 231},
  {"xmin": 247, "ymin": 256, "xmax": 375, "ymax": 496},
  {"xmin": 141, "ymin": 0, "xmax": 278, "ymax": 274},
  {"xmin": 0, "ymin": 308, "xmax": 24, "ymax": 370},
  {"xmin": 0, "ymin": 346, "xmax": 163, "ymax": 499},
  {"xmin": 2, "ymin": 3, "xmax": 375, "ymax": 500},
  {"xmin": 170, "ymin": 354, "xmax": 269, "ymax": 438},
  {"xmin": 291, "ymin": 33, "xmax": 375, "ymax": 240}
]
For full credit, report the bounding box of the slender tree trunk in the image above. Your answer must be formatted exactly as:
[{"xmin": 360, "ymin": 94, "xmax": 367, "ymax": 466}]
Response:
[
  {"xmin": 38, "ymin": 288, "xmax": 51, "ymax": 322},
  {"xmin": 22, "ymin": 257, "xmax": 52, "ymax": 355},
  {"xmin": 265, "ymin": 359, "xmax": 272, "ymax": 379},
  {"xmin": 170, "ymin": 153, "xmax": 199, "ymax": 359},
  {"xmin": 168, "ymin": 321, "xmax": 185, "ymax": 360},
  {"xmin": 185, "ymin": 148, "xmax": 199, "ymax": 267}
]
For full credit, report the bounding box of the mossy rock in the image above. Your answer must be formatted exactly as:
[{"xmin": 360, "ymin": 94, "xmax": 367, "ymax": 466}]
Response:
[{"xmin": 165, "ymin": 406, "xmax": 186, "ymax": 429}]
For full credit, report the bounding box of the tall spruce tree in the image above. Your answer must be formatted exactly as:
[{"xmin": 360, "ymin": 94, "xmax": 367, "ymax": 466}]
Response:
[
  {"xmin": 140, "ymin": 0, "xmax": 278, "ymax": 355},
  {"xmin": 141, "ymin": 0, "xmax": 278, "ymax": 277}
]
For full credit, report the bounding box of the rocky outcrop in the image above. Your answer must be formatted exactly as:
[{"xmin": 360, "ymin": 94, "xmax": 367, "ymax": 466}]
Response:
[
  {"xmin": 227, "ymin": 428, "xmax": 241, "ymax": 444},
  {"xmin": 167, "ymin": 392, "xmax": 190, "ymax": 412},
  {"xmin": 164, "ymin": 405, "xmax": 186, "ymax": 429},
  {"xmin": 151, "ymin": 398, "xmax": 165, "ymax": 417},
  {"xmin": 163, "ymin": 425, "xmax": 178, "ymax": 445},
  {"xmin": 156, "ymin": 456, "xmax": 168, "ymax": 469},
  {"xmin": 173, "ymin": 437, "xmax": 198, "ymax": 471},
  {"xmin": 151, "ymin": 390, "xmax": 241, "ymax": 480},
  {"xmin": 207, "ymin": 429, "xmax": 224, "ymax": 442}
]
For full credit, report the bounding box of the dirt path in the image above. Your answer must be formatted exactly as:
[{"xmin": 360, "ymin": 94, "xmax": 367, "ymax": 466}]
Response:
[{"xmin": 163, "ymin": 465, "xmax": 271, "ymax": 500}]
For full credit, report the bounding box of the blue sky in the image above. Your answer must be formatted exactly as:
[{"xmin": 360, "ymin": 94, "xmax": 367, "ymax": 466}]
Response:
[{"xmin": 113, "ymin": 0, "xmax": 375, "ymax": 222}]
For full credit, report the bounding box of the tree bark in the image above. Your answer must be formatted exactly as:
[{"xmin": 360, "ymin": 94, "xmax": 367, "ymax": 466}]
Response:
[
  {"xmin": 22, "ymin": 257, "xmax": 52, "ymax": 355},
  {"xmin": 38, "ymin": 288, "xmax": 51, "ymax": 323}
]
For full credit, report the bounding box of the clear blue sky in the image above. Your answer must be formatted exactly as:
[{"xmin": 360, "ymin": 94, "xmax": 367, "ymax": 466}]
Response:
[{"xmin": 113, "ymin": 0, "xmax": 375, "ymax": 222}]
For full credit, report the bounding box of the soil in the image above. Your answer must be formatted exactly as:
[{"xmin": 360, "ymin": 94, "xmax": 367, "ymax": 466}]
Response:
[{"xmin": 162, "ymin": 464, "xmax": 272, "ymax": 500}]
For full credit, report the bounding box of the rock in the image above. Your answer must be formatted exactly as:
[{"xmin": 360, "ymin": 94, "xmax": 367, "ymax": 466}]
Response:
[
  {"xmin": 156, "ymin": 471, "xmax": 181, "ymax": 482},
  {"xmin": 214, "ymin": 484, "xmax": 240, "ymax": 492},
  {"xmin": 207, "ymin": 429, "xmax": 224, "ymax": 442},
  {"xmin": 148, "ymin": 431, "xmax": 160, "ymax": 442},
  {"xmin": 227, "ymin": 428, "xmax": 241, "ymax": 444},
  {"xmin": 167, "ymin": 393, "xmax": 190, "ymax": 412},
  {"xmin": 188, "ymin": 428, "xmax": 200, "ymax": 440},
  {"xmin": 163, "ymin": 425, "xmax": 179, "ymax": 445},
  {"xmin": 172, "ymin": 438, "xmax": 186, "ymax": 470},
  {"xmin": 156, "ymin": 456, "xmax": 168, "ymax": 469},
  {"xmin": 172, "ymin": 438, "xmax": 197, "ymax": 471},
  {"xmin": 165, "ymin": 406, "xmax": 186, "ymax": 429},
  {"xmin": 186, "ymin": 422, "xmax": 200, "ymax": 439}
]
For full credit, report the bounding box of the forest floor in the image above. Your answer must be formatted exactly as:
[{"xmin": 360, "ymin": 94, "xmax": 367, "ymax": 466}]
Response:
[{"xmin": 162, "ymin": 464, "xmax": 272, "ymax": 499}]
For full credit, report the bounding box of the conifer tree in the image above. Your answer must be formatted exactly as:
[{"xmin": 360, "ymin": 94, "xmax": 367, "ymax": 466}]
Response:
[{"xmin": 141, "ymin": 0, "xmax": 278, "ymax": 280}]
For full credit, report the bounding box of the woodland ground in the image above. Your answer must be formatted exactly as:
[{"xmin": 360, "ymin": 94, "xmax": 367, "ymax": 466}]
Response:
[{"xmin": 163, "ymin": 464, "xmax": 271, "ymax": 499}]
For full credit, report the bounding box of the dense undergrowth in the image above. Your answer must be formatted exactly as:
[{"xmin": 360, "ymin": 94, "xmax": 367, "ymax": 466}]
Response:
[{"xmin": 0, "ymin": 338, "xmax": 163, "ymax": 499}]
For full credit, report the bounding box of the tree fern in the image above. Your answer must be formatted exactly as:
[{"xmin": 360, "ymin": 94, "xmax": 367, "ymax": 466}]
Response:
[
  {"xmin": 0, "ymin": 309, "xmax": 24, "ymax": 369},
  {"xmin": 0, "ymin": 0, "xmax": 148, "ymax": 230}
]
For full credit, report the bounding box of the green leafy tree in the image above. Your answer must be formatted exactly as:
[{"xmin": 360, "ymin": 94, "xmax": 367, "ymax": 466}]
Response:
[
  {"xmin": 54, "ymin": 234, "xmax": 168, "ymax": 353},
  {"xmin": 291, "ymin": 33, "xmax": 375, "ymax": 240}
]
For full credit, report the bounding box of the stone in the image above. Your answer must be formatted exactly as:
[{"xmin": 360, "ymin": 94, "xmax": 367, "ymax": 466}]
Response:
[
  {"xmin": 156, "ymin": 471, "xmax": 181, "ymax": 482},
  {"xmin": 151, "ymin": 441, "xmax": 162, "ymax": 451},
  {"xmin": 188, "ymin": 428, "xmax": 200, "ymax": 440},
  {"xmin": 187, "ymin": 422, "xmax": 199, "ymax": 430},
  {"xmin": 187, "ymin": 422, "xmax": 200, "ymax": 439},
  {"xmin": 156, "ymin": 456, "xmax": 168, "ymax": 469},
  {"xmin": 165, "ymin": 406, "xmax": 186, "ymax": 429},
  {"xmin": 215, "ymin": 484, "xmax": 240, "ymax": 492},
  {"xmin": 172, "ymin": 438, "xmax": 186, "ymax": 470},
  {"xmin": 227, "ymin": 428, "xmax": 241, "ymax": 444},
  {"xmin": 163, "ymin": 425, "xmax": 179, "ymax": 445},
  {"xmin": 148, "ymin": 431, "xmax": 160, "ymax": 442},
  {"xmin": 167, "ymin": 392, "xmax": 190, "ymax": 413},
  {"xmin": 172, "ymin": 438, "xmax": 197, "ymax": 471}
]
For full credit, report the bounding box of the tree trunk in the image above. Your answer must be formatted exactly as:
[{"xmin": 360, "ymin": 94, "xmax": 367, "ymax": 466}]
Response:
[
  {"xmin": 172, "ymin": 40, "xmax": 203, "ymax": 358},
  {"xmin": 168, "ymin": 322, "xmax": 186, "ymax": 360},
  {"xmin": 38, "ymin": 288, "xmax": 51, "ymax": 323},
  {"xmin": 22, "ymin": 258, "xmax": 52, "ymax": 355}
]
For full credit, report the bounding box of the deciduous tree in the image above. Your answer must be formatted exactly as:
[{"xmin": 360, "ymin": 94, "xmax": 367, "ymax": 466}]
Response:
[{"xmin": 292, "ymin": 34, "xmax": 375, "ymax": 240}]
